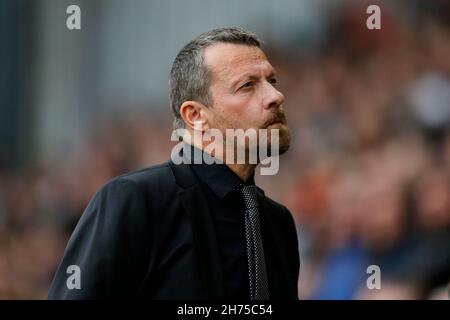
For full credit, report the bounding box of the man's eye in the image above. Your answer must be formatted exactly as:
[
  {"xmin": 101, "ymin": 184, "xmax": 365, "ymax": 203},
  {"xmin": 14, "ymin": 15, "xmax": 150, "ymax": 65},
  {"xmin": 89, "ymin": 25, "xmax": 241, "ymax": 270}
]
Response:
[
  {"xmin": 240, "ymin": 82, "xmax": 253, "ymax": 89},
  {"xmin": 269, "ymin": 78, "xmax": 278, "ymax": 85}
]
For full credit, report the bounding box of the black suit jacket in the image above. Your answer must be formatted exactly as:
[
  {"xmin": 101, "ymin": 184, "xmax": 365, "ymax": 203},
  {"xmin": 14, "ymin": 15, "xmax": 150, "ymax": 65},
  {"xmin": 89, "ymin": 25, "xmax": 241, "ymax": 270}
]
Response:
[{"xmin": 48, "ymin": 161, "xmax": 300, "ymax": 299}]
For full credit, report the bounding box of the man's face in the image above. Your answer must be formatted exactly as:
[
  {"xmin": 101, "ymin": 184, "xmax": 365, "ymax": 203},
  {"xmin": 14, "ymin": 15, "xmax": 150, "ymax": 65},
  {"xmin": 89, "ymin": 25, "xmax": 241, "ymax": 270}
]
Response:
[{"xmin": 203, "ymin": 43, "xmax": 290, "ymax": 156}]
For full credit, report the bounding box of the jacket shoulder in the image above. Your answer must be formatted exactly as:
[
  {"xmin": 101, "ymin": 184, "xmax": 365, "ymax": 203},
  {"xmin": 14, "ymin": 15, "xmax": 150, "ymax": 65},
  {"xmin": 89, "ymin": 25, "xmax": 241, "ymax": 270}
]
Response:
[
  {"xmin": 87, "ymin": 161, "xmax": 179, "ymax": 220},
  {"xmin": 97, "ymin": 161, "xmax": 177, "ymax": 197},
  {"xmin": 114, "ymin": 161, "xmax": 175, "ymax": 187},
  {"xmin": 263, "ymin": 194, "xmax": 295, "ymax": 224}
]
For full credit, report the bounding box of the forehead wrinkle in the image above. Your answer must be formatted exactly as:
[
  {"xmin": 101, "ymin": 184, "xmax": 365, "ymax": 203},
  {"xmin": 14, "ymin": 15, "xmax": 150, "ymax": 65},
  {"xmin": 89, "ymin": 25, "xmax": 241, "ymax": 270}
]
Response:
[{"xmin": 204, "ymin": 43, "xmax": 270, "ymax": 85}]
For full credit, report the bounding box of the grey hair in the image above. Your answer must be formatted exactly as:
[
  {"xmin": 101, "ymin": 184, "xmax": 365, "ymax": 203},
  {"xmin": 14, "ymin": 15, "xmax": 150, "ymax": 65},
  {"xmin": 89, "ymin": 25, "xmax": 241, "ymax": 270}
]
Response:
[{"xmin": 169, "ymin": 27, "xmax": 261, "ymax": 129}]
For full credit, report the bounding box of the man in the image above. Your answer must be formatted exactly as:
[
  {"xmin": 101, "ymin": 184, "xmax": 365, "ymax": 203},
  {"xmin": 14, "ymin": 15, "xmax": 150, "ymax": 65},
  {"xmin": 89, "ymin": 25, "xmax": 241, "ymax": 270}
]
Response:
[{"xmin": 48, "ymin": 27, "xmax": 300, "ymax": 299}]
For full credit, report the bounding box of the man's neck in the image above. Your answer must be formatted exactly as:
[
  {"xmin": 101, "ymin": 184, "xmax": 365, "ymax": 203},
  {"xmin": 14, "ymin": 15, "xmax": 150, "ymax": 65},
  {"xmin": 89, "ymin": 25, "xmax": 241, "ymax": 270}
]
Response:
[
  {"xmin": 188, "ymin": 140, "xmax": 257, "ymax": 182},
  {"xmin": 226, "ymin": 163, "xmax": 257, "ymax": 182}
]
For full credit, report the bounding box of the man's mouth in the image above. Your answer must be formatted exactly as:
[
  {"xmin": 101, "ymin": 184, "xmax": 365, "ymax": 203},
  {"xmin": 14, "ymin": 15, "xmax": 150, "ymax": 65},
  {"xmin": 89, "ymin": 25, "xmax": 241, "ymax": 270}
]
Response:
[{"xmin": 265, "ymin": 117, "xmax": 286, "ymax": 128}]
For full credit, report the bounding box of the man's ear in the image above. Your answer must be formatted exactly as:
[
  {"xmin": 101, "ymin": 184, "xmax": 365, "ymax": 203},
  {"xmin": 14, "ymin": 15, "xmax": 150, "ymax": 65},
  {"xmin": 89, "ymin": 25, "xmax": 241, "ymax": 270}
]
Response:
[{"xmin": 180, "ymin": 101, "xmax": 210, "ymax": 131}]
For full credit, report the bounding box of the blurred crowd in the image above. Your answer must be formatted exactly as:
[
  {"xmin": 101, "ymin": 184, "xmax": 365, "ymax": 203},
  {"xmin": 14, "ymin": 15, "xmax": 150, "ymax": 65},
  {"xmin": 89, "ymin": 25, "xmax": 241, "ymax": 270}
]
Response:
[{"xmin": 1, "ymin": 1, "xmax": 449, "ymax": 299}]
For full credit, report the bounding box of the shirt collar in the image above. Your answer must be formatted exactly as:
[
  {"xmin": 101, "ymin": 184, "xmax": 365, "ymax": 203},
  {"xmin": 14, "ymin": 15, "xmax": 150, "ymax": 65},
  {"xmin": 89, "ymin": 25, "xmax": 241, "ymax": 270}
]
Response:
[{"xmin": 183, "ymin": 143, "xmax": 255, "ymax": 199}]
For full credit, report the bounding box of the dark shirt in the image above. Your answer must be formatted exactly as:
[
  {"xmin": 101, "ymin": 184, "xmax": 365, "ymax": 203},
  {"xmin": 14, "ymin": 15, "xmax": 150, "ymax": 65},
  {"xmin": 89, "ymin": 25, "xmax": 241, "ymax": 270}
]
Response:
[{"xmin": 185, "ymin": 144, "xmax": 255, "ymax": 299}]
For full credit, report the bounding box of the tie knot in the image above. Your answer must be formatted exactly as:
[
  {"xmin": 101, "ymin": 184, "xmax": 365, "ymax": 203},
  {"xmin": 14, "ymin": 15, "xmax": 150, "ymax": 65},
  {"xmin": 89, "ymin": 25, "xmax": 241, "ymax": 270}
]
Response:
[{"xmin": 241, "ymin": 185, "xmax": 259, "ymax": 209}]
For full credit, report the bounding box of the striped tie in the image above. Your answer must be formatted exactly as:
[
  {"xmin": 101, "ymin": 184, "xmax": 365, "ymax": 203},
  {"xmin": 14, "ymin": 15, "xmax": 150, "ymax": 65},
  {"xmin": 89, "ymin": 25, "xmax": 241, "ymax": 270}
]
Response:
[{"xmin": 241, "ymin": 185, "xmax": 270, "ymax": 300}]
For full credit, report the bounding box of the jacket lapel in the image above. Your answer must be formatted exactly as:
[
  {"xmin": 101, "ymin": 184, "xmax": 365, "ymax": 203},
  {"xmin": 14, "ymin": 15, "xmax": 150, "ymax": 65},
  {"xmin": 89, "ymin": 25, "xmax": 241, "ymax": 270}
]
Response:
[{"xmin": 168, "ymin": 161, "xmax": 225, "ymax": 299}]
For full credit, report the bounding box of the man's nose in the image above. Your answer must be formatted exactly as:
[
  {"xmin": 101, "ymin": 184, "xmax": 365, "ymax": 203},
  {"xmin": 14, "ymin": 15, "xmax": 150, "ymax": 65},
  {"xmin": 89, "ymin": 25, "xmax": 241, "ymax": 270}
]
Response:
[{"xmin": 264, "ymin": 82, "xmax": 285, "ymax": 110}]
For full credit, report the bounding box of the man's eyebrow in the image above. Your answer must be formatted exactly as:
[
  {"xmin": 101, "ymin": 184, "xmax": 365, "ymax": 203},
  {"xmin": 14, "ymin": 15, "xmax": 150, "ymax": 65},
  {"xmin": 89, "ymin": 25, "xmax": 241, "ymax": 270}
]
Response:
[
  {"xmin": 268, "ymin": 69, "xmax": 277, "ymax": 79},
  {"xmin": 230, "ymin": 69, "xmax": 277, "ymax": 89},
  {"xmin": 231, "ymin": 74, "xmax": 258, "ymax": 88}
]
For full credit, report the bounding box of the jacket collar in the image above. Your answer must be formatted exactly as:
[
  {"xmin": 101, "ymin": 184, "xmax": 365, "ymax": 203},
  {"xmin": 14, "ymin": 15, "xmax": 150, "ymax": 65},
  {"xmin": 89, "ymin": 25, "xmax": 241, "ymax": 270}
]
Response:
[{"xmin": 182, "ymin": 143, "xmax": 256, "ymax": 198}]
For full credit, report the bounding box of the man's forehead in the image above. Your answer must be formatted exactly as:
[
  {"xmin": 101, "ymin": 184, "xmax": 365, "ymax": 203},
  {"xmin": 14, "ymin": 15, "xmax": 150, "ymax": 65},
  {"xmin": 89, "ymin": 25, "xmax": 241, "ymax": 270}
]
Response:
[{"xmin": 203, "ymin": 43, "xmax": 273, "ymax": 79}]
